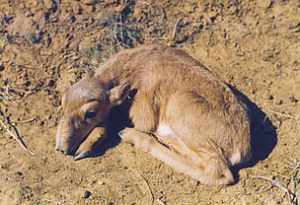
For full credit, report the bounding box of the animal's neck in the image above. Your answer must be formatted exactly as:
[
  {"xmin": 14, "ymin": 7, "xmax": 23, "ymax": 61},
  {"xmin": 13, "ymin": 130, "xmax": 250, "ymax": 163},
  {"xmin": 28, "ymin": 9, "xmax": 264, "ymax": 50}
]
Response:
[{"xmin": 94, "ymin": 57, "xmax": 140, "ymax": 87}]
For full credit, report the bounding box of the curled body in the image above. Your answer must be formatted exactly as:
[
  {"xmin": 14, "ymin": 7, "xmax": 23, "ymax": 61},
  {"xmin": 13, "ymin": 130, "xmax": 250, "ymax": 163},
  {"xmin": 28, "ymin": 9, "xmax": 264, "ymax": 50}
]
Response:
[{"xmin": 56, "ymin": 45, "xmax": 252, "ymax": 185}]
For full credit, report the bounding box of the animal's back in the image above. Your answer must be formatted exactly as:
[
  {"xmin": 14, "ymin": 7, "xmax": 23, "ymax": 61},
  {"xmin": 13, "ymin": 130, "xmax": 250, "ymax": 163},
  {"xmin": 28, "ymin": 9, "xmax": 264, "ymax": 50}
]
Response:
[
  {"xmin": 96, "ymin": 45, "xmax": 251, "ymax": 163},
  {"xmin": 96, "ymin": 45, "xmax": 227, "ymax": 100}
]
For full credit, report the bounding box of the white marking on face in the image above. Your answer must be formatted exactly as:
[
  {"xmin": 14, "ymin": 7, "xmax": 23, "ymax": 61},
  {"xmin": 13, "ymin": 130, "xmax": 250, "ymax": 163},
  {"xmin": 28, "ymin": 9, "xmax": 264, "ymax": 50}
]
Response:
[
  {"xmin": 230, "ymin": 152, "xmax": 241, "ymax": 166},
  {"xmin": 157, "ymin": 122, "xmax": 174, "ymax": 137}
]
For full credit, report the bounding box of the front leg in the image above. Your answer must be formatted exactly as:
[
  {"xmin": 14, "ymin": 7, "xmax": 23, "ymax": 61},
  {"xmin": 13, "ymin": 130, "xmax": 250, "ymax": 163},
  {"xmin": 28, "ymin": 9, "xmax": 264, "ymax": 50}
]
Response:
[
  {"xmin": 119, "ymin": 128, "xmax": 156, "ymax": 151},
  {"xmin": 74, "ymin": 127, "xmax": 106, "ymax": 160},
  {"xmin": 119, "ymin": 128, "xmax": 207, "ymax": 183},
  {"xmin": 128, "ymin": 91, "xmax": 158, "ymax": 132}
]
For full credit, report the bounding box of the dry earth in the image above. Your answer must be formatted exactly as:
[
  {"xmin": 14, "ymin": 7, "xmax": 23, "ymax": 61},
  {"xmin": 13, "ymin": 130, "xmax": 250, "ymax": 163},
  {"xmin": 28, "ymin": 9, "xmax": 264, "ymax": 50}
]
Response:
[{"xmin": 0, "ymin": 0, "xmax": 300, "ymax": 204}]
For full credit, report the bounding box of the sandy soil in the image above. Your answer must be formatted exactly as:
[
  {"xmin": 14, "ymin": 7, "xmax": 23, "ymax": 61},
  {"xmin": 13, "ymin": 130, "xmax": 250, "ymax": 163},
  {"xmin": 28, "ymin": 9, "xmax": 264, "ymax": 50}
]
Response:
[{"xmin": 0, "ymin": 0, "xmax": 300, "ymax": 204}]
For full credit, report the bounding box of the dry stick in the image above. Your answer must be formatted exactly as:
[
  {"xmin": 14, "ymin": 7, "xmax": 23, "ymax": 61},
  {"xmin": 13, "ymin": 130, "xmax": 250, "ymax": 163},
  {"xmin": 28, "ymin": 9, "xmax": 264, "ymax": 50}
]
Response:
[
  {"xmin": 16, "ymin": 117, "xmax": 37, "ymax": 124},
  {"xmin": 1, "ymin": 88, "xmax": 18, "ymax": 101},
  {"xmin": 136, "ymin": 172, "xmax": 154, "ymax": 205},
  {"xmin": 141, "ymin": 174, "xmax": 154, "ymax": 205},
  {"xmin": 292, "ymin": 162, "xmax": 300, "ymax": 173},
  {"xmin": 252, "ymin": 176, "xmax": 296, "ymax": 203},
  {"xmin": 0, "ymin": 113, "xmax": 34, "ymax": 155},
  {"xmin": 156, "ymin": 199, "xmax": 166, "ymax": 205},
  {"xmin": 42, "ymin": 198, "xmax": 64, "ymax": 205},
  {"xmin": 268, "ymin": 109, "xmax": 300, "ymax": 129},
  {"xmin": 169, "ymin": 18, "xmax": 182, "ymax": 46},
  {"xmin": 268, "ymin": 109, "xmax": 300, "ymax": 146},
  {"xmin": 292, "ymin": 175, "xmax": 297, "ymax": 199},
  {"xmin": 290, "ymin": 163, "xmax": 300, "ymax": 196}
]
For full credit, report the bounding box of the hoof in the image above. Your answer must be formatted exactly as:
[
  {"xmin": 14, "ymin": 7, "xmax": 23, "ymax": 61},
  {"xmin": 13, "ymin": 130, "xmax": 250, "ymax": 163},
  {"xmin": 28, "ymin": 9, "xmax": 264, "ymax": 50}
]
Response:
[
  {"xmin": 74, "ymin": 150, "xmax": 92, "ymax": 160},
  {"xmin": 118, "ymin": 128, "xmax": 136, "ymax": 141}
]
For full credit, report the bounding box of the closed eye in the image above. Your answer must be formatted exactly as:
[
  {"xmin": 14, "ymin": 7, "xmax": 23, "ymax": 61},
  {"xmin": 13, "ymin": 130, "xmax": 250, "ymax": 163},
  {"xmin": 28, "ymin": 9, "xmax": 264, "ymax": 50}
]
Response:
[{"xmin": 84, "ymin": 111, "xmax": 97, "ymax": 120}]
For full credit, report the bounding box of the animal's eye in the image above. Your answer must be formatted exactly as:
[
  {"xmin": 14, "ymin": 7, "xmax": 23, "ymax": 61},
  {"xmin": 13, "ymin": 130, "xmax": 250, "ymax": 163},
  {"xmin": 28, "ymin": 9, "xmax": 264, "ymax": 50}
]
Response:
[{"xmin": 84, "ymin": 111, "xmax": 97, "ymax": 120}]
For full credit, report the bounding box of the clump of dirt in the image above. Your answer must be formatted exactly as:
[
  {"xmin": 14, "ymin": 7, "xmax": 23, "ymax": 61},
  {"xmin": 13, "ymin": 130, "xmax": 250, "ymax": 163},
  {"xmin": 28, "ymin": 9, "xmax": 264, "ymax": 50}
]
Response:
[{"xmin": 0, "ymin": 0, "xmax": 299, "ymax": 204}]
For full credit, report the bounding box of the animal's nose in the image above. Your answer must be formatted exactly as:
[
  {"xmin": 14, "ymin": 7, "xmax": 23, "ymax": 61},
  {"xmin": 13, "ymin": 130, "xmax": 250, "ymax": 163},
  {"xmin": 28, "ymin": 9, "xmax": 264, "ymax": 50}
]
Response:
[
  {"xmin": 60, "ymin": 150, "xmax": 67, "ymax": 155},
  {"xmin": 56, "ymin": 147, "xmax": 68, "ymax": 155}
]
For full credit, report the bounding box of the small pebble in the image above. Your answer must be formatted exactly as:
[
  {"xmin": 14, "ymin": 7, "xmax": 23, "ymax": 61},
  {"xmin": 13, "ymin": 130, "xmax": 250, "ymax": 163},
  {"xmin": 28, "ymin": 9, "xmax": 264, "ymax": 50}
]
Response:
[
  {"xmin": 48, "ymin": 79, "xmax": 55, "ymax": 87},
  {"xmin": 51, "ymin": 167, "xmax": 60, "ymax": 173},
  {"xmin": 289, "ymin": 96, "xmax": 298, "ymax": 103},
  {"xmin": 0, "ymin": 65, "xmax": 4, "ymax": 71},
  {"xmin": 276, "ymin": 99, "xmax": 283, "ymax": 105},
  {"xmin": 15, "ymin": 171, "xmax": 23, "ymax": 177},
  {"xmin": 24, "ymin": 80, "xmax": 31, "ymax": 87},
  {"xmin": 40, "ymin": 121, "xmax": 45, "ymax": 126},
  {"xmin": 83, "ymin": 190, "xmax": 91, "ymax": 198}
]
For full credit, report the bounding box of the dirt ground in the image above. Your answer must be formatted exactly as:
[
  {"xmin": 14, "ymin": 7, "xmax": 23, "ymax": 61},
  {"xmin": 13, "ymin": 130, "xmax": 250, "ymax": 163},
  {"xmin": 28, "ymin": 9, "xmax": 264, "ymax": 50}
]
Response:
[{"xmin": 0, "ymin": 0, "xmax": 299, "ymax": 204}]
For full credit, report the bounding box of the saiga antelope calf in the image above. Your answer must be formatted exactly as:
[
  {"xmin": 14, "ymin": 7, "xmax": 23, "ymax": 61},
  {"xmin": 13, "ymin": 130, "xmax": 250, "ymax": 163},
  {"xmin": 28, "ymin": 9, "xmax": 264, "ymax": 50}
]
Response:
[{"xmin": 56, "ymin": 45, "xmax": 252, "ymax": 185}]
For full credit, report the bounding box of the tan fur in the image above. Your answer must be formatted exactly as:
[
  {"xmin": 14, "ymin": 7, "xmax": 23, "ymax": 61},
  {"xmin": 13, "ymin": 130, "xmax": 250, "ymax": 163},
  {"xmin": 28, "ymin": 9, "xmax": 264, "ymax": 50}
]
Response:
[{"xmin": 56, "ymin": 44, "xmax": 252, "ymax": 185}]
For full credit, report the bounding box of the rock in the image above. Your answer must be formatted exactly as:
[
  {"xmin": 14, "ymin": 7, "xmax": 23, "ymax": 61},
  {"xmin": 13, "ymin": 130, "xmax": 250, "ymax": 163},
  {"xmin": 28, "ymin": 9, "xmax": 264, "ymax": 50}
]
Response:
[
  {"xmin": 0, "ymin": 65, "xmax": 4, "ymax": 71},
  {"xmin": 24, "ymin": 80, "xmax": 31, "ymax": 87},
  {"xmin": 276, "ymin": 99, "xmax": 283, "ymax": 105},
  {"xmin": 15, "ymin": 171, "xmax": 23, "ymax": 177},
  {"xmin": 83, "ymin": 190, "xmax": 91, "ymax": 198},
  {"xmin": 48, "ymin": 79, "xmax": 55, "ymax": 87},
  {"xmin": 289, "ymin": 96, "xmax": 298, "ymax": 103}
]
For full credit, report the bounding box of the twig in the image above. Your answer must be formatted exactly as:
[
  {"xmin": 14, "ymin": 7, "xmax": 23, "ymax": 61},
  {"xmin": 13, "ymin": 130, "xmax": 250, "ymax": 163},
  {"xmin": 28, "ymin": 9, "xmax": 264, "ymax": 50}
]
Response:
[
  {"xmin": 291, "ymin": 175, "xmax": 296, "ymax": 199},
  {"xmin": 42, "ymin": 198, "xmax": 65, "ymax": 205},
  {"xmin": 0, "ymin": 111, "xmax": 34, "ymax": 155},
  {"xmin": 16, "ymin": 117, "xmax": 37, "ymax": 124},
  {"xmin": 139, "ymin": 173, "xmax": 154, "ymax": 205},
  {"xmin": 169, "ymin": 18, "xmax": 182, "ymax": 46},
  {"xmin": 156, "ymin": 199, "xmax": 166, "ymax": 205},
  {"xmin": 268, "ymin": 109, "xmax": 298, "ymax": 119},
  {"xmin": 296, "ymin": 190, "xmax": 300, "ymax": 204},
  {"xmin": 8, "ymin": 87, "xmax": 36, "ymax": 98},
  {"xmin": 289, "ymin": 162, "xmax": 300, "ymax": 195},
  {"xmin": 252, "ymin": 176, "xmax": 296, "ymax": 204},
  {"xmin": 268, "ymin": 109, "xmax": 300, "ymax": 129},
  {"xmin": 291, "ymin": 161, "xmax": 300, "ymax": 173},
  {"xmin": 1, "ymin": 86, "xmax": 36, "ymax": 100}
]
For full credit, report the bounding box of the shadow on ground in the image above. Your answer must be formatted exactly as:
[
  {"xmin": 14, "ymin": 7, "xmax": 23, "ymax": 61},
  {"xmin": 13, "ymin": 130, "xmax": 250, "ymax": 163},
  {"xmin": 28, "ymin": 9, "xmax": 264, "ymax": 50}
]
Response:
[
  {"xmin": 89, "ymin": 106, "xmax": 129, "ymax": 157},
  {"xmin": 229, "ymin": 85, "xmax": 277, "ymax": 181}
]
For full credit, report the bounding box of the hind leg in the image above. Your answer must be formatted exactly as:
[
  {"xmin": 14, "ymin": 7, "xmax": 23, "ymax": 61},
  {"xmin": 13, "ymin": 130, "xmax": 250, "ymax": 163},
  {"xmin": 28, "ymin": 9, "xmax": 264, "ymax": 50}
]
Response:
[
  {"xmin": 159, "ymin": 92, "xmax": 235, "ymax": 185},
  {"xmin": 119, "ymin": 128, "xmax": 207, "ymax": 182},
  {"xmin": 120, "ymin": 128, "xmax": 233, "ymax": 185},
  {"xmin": 156, "ymin": 130, "xmax": 234, "ymax": 185},
  {"xmin": 154, "ymin": 131, "xmax": 202, "ymax": 164}
]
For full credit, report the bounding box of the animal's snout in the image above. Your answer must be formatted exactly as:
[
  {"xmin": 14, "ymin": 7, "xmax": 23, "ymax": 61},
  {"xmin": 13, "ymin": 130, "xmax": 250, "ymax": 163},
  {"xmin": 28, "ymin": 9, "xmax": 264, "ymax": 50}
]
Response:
[
  {"xmin": 55, "ymin": 118, "xmax": 77, "ymax": 155},
  {"xmin": 55, "ymin": 144, "xmax": 70, "ymax": 155},
  {"xmin": 56, "ymin": 148, "xmax": 67, "ymax": 155},
  {"xmin": 55, "ymin": 132, "xmax": 75, "ymax": 155}
]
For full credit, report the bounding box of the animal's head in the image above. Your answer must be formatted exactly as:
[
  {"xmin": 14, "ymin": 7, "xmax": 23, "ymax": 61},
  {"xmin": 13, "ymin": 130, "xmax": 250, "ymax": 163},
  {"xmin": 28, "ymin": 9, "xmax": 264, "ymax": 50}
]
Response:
[{"xmin": 55, "ymin": 77, "xmax": 130, "ymax": 155}]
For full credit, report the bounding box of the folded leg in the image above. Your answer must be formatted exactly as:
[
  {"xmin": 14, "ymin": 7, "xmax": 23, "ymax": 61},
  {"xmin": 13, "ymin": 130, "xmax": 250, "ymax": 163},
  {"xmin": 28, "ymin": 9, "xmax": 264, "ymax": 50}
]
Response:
[
  {"xmin": 119, "ymin": 128, "xmax": 233, "ymax": 185},
  {"xmin": 74, "ymin": 127, "xmax": 106, "ymax": 160}
]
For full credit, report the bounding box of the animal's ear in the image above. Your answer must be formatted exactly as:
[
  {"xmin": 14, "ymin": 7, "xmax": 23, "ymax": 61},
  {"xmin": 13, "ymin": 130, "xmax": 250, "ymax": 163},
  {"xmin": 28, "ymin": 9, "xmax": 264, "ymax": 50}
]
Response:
[{"xmin": 108, "ymin": 83, "xmax": 131, "ymax": 105}]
